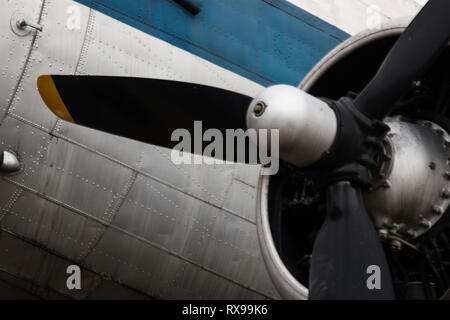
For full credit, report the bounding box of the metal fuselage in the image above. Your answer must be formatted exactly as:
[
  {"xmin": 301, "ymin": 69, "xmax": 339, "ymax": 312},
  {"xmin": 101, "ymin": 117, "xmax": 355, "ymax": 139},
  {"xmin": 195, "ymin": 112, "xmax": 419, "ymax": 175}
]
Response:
[{"xmin": 0, "ymin": 0, "xmax": 422, "ymax": 299}]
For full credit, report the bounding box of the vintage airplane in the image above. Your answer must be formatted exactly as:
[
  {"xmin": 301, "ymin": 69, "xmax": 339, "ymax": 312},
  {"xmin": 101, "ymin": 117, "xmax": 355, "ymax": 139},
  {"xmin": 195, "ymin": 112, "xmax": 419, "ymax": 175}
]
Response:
[{"xmin": 1, "ymin": 0, "xmax": 449, "ymax": 300}]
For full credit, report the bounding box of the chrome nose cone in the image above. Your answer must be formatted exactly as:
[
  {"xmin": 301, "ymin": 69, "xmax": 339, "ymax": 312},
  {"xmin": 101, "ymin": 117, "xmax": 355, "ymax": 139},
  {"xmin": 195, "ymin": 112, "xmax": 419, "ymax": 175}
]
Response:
[{"xmin": 246, "ymin": 85, "xmax": 337, "ymax": 167}]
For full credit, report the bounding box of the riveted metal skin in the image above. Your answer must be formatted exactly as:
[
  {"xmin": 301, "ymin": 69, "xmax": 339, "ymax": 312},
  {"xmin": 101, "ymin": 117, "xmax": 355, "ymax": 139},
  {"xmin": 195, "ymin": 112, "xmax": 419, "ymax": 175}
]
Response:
[
  {"xmin": 0, "ymin": 0, "xmax": 279, "ymax": 300},
  {"xmin": 364, "ymin": 119, "xmax": 450, "ymax": 240}
]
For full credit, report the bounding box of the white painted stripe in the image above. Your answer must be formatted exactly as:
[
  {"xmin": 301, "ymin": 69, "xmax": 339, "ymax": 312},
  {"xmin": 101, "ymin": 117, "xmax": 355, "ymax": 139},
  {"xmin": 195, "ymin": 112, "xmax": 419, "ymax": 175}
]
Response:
[{"xmin": 287, "ymin": 0, "xmax": 424, "ymax": 35}]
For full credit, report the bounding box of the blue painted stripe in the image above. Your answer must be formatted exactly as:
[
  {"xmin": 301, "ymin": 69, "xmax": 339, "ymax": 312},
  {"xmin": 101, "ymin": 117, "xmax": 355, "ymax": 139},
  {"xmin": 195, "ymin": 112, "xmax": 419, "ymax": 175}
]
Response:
[{"xmin": 75, "ymin": 0, "xmax": 349, "ymax": 86}]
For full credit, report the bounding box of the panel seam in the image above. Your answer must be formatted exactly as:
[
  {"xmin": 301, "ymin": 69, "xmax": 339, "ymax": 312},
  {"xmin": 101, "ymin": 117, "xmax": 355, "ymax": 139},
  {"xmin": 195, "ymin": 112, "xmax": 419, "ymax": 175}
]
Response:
[
  {"xmin": 77, "ymin": 169, "xmax": 138, "ymax": 262},
  {"xmin": 0, "ymin": 187, "xmax": 23, "ymax": 223},
  {"xmin": 1, "ymin": 0, "xmax": 48, "ymax": 123}
]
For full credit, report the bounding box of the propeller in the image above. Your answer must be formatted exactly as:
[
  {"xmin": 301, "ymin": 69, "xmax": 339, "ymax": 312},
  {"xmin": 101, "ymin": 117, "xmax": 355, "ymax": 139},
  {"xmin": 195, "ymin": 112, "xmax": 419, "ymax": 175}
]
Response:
[
  {"xmin": 309, "ymin": 0, "xmax": 450, "ymax": 299},
  {"xmin": 37, "ymin": 75, "xmax": 253, "ymax": 162},
  {"xmin": 308, "ymin": 182, "xmax": 395, "ymax": 299},
  {"xmin": 355, "ymin": 0, "xmax": 450, "ymax": 120},
  {"xmin": 37, "ymin": 0, "xmax": 450, "ymax": 300}
]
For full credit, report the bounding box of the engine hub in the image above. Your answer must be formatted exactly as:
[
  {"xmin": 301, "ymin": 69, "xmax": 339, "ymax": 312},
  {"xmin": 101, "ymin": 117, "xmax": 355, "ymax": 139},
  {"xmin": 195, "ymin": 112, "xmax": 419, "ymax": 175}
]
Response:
[{"xmin": 364, "ymin": 118, "xmax": 450, "ymax": 240}]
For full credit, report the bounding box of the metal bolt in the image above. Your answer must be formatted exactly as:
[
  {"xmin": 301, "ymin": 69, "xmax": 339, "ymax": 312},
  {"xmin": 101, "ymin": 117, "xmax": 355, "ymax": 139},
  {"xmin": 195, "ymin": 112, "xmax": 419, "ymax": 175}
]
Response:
[
  {"xmin": 253, "ymin": 102, "xmax": 266, "ymax": 117},
  {"xmin": 390, "ymin": 239, "xmax": 402, "ymax": 251},
  {"xmin": 420, "ymin": 219, "xmax": 432, "ymax": 228},
  {"xmin": 15, "ymin": 18, "xmax": 43, "ymax": 32},
  {"xmin": 378, "ymin": 229, "xmax": 389, "ymax": 239},
  {"xmin": 435, "ymin": 129, "xmax": 444, "ymax": 136},
  {"xmin": 423, "ymin": 121, "xmax": 432, "ymax": 127},
  {"xmin": 441, "ymin": 188, "xmax": 450, "ymax": 199},
  {"xmin": 16, "ymin": 19, "xmax": 26, "ymax": 30},
  {"xmin": 444, "ymin": 171, "xmax": 450, "ymax": 180},
  {"xmin": 405, "ymin": 230, "xmax": 416, "ymax": 238},
  {"xmin": 413, "ymin": 80, "xmax": 422, "ymax": 87},
  {"xmin": 429, "ymin": 162, "xmax": 436, "ymax": 170},
  {"xmin": 432, "ymin": 205, "xmax": 444, "ymax": 215}
]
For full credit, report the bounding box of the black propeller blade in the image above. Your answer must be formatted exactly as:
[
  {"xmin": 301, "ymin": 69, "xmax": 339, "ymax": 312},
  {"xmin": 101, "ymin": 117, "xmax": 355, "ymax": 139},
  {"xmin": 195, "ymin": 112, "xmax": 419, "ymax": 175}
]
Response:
[
  {"xmin": 38, "ymin": 75, "xmax": 254, "ymax": 162},
  {"xmin": 308, "ymin": 0, "xmax": 450, "ymax": 300},
  {"xmin": 355, "ymin": 0, "xmax": 450, "ymax": 120},
  {"xmin": 309, "ymin": 182, "xmax": 395, "ymax": 299}
]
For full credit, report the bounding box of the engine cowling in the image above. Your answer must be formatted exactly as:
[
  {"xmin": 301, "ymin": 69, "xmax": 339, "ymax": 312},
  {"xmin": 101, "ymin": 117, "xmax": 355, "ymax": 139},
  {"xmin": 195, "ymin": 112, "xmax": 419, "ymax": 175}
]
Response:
[{"xmin": 255, "ymin": 20, "xmax": 411, "ymax": 300}]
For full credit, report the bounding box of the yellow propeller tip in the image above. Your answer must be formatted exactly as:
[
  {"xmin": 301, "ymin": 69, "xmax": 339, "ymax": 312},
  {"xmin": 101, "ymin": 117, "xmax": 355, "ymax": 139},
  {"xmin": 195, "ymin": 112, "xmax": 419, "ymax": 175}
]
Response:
[{"xmin": 37, "ymin": 75, "xmax": 75, "ymax": 123}]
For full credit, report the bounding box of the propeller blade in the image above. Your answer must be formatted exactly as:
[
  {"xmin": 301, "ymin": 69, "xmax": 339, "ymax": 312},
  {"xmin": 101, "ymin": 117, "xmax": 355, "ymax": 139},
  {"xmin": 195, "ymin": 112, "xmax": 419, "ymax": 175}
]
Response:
[
  {"xmin": 355, "ymin": 0, "xmax": 450, "ymax": 120},
  {"xmin": 309, "ymin": 181, "xmax": 395, "ymax": 300},
  {"xmin": 37, "ymin": 75, "xmax": 255, "ymax": 162}
]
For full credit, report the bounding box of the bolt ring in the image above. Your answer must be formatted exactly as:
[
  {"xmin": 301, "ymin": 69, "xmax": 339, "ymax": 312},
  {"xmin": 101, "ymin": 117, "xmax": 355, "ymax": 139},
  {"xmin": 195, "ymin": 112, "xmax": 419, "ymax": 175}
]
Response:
[{"xmin": 253, "ymin": 101, "xmax": 267, "ymax": 117}]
